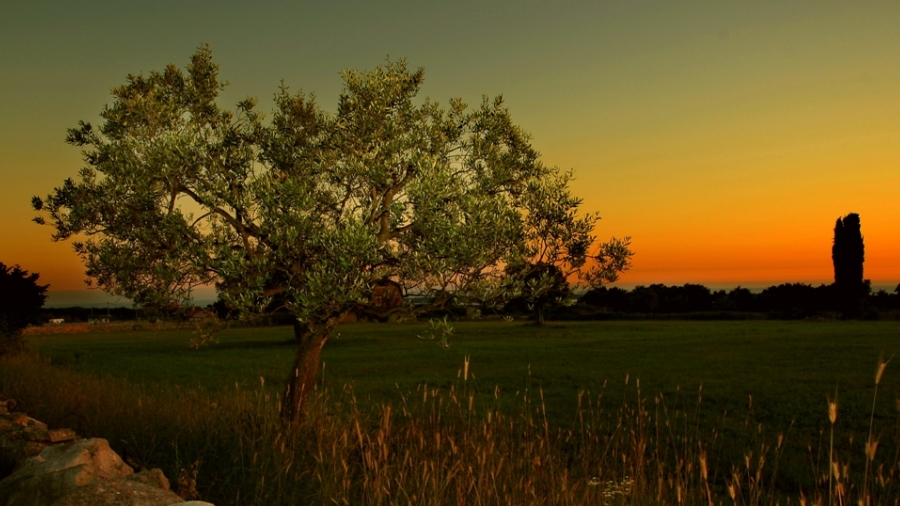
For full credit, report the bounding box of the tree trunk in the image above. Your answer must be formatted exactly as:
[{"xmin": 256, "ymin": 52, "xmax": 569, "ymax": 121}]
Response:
[
  {"xmin": 280, "ymin": 322, "xmax": 331, "ymax": 428},
  {"xmin": 536, "ymin": 303, "xmax": 546, "ymax": 326}
]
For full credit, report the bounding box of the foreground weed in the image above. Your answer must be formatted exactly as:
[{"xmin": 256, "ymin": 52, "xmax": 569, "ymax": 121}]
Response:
[
  {"xmin": 828, "ymin": 387, "xmax": 838, "ymax": 506},
  {"xmin": 863, "ymin": 355, "xmax": 891, "ymax": 505}
]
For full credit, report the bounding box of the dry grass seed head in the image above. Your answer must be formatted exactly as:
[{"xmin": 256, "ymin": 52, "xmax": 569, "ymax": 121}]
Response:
[
  {"xmin": 875, "ymin": 354, "xmax": 892, "ymax": 385},
  {"xmin": 827, "ymin": 396, "xmax": 838, "ymax": 424},
  {"xmin": 866, "ymin": 439, "xmax": 879, "ymax": 462}
]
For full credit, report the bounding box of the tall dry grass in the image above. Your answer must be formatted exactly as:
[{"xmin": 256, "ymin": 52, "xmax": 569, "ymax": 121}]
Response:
[{"xmin": 1, "ymin": 352, "xmax": 899, "ymax": 505}]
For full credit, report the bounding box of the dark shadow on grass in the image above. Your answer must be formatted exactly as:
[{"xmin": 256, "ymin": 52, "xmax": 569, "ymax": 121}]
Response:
[
  {"xmin": 209, "ymin": 333, "xmax": 387, "ymax": 352},
  {"xmin": 202, "ymin": 338, "xmax": 298, "ymax": 351}
]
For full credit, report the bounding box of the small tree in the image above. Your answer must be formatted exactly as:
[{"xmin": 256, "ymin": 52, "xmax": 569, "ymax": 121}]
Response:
[
  {"xmin": 504, "ymin": 262, "xmax": 569, "ymax": 325},
  {"xmin": 831, "ymin": 213, "xmax": 866, "ymax": 316},
  {"xmin": 0, "ymin": 262, "xmax": 49, "ymax": 354},
  {"xmin": 33, "ymin": 46, "xmax": 630, "ymax": 425},
  {"xmin": 503, "ymin": 167, "xmax": 633, "ymax": 324}
]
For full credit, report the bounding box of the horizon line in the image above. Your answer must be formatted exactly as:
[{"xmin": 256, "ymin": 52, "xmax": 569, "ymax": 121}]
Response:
[{"xmin": 44, "ymin": 280, "xmax": 899, "ymax": 308}]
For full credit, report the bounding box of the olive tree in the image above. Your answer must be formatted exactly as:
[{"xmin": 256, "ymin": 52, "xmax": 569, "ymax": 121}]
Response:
[{"xmin": 34, "ymin": 46, "xmax": 631, "ymax": 426}]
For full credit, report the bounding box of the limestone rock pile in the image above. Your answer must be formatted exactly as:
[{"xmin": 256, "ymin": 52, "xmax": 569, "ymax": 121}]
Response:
[{"xmin": 0, "ymin": 396, "xmax": 212, "ymax": 506}]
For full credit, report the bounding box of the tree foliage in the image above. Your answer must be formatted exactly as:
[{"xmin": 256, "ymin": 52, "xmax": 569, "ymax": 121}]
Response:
[
  {"xmin": 504, "ymin": 262, "xmax": 570, "ymax": 325},
  {"xmin": 0, "ymin": 262, "xmax": 49, "ymax": 354},
  {"xmin": 502, "ymin": 166, "xmax": 633, "ymax": 324},
  {"xmin": 33, "ymin": 46, "xmax": 631, "ymax": 423}
]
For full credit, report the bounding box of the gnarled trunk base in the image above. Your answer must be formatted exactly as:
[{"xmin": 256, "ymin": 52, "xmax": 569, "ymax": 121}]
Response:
[
  {"xmin": 280, "ymin": 322, "xmax": 330, "ymax": 428},
  {"xmin": 536, "ymin": 304, "xmax": 546, "ymax": 326}
]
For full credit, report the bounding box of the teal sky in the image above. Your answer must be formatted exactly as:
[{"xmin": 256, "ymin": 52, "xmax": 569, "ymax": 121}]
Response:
[{"xmin": 2, "ymin": 1, "xmax": 899, "ymax": 305}]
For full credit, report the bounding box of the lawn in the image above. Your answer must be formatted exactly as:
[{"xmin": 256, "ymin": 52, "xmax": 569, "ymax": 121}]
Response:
[
  {"xmin": 29, "ymin": 319, "xmax": 900, "ymax": 429},
  {"xmin": 21, "ymin": 319, "xmax": 900, "ymax": 495}
]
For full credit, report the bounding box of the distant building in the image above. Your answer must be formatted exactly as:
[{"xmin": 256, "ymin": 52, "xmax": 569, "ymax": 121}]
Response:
[
  {"xmin": 372, "ymin": 281, "xmax": 404, "ymax": 309},
  {"xmin": 404, "ymin": 295, "xmax": 431, "ymax": 306},
  {"xmin": 340, "ymin": 280, "xmax": 406, "ymax": 323},
  {"xmin": 89, "ymin": 317, "xmax": 110, "ymax": 324},
  {"xmin": 48, "ymin": 318, "xmax": 64, "ymax": 324}
]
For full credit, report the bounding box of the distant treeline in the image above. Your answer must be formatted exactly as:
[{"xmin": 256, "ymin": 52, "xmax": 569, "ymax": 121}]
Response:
[
  {"xmin": 40, "ymin": 282, "xmax": 900, "ymax": 324},
  {"xmin": 566, "ymin": 282, "xmax": 900, "ymax": 320},
  {"xmin": 40, "ymin": 306, "xmax": 136, "ymax": 323}
]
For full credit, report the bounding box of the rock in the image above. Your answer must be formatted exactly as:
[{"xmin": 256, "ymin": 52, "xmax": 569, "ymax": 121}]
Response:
[
  {"xmin": 0, "ymin": 403, "xmax": 207, "ymax": 506},
  {"xmin": 52, "ymin": 478, "xmax": 184, "ymax": 506},
  {"xmin": 26, "ymin": 438, "xmax": 133, "ymax": 480},
  {"xmin": 7, "ymin": 414, "xmax": 46, "ymax": 431},
  {"xmin": 21, "ymin": 441, "xmax": 48, "ymax": 459},
  {"xmin": 48, "ymin": 429, "xmax": 77, "ymax": 443},
  {"xmin": 1, "ymin": 431, "xmax": 49, "ymax": 473},
  {"xmin": 23, "ymin": 426, "xmax": 50, "ymax": 442},
  {"xmin": 127, "ymin": 468, "xmax": 171, "ymax": 491},
  {"xmin": 0, "ymin": 438, "xmax": 134, "ymax": 505},
  {"xmin": 1, "ymin": 411, "xmax": 73, "ymax": 476}
]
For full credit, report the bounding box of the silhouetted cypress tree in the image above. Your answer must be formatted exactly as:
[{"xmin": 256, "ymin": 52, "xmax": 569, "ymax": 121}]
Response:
[
  {"xmin": 832, "ymin": 213, "xmax": 864, "ymax": 286},
  {"xmin": 831, "ymin": 213, "xmax": 865, "ymax": 316}
]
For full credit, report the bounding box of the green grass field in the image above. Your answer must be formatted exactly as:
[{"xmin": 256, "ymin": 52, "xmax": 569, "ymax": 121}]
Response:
[
  {"xmin": 14, "ymin": 319, "xmax": 900, "ymax": 502},
  {"xmin": 30, "ymin": 320, "xmax": 900, "ymax": 425}
]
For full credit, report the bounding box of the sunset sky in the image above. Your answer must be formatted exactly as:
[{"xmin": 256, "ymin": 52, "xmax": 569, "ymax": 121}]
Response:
[{"xmin": 2, "ymin": 1, "xmax": 898, "ymax": 306}]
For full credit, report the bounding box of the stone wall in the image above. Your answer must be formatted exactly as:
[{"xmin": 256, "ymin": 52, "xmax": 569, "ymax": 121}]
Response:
[{"xmin": 0, "ymin": 396, "xmax": 213, "ymax": 506}]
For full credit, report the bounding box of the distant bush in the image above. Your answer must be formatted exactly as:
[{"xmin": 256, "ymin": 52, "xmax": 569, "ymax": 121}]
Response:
[{"xmin": 0, "ymin": 262, "xmax": 48, "ymax": 355}]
